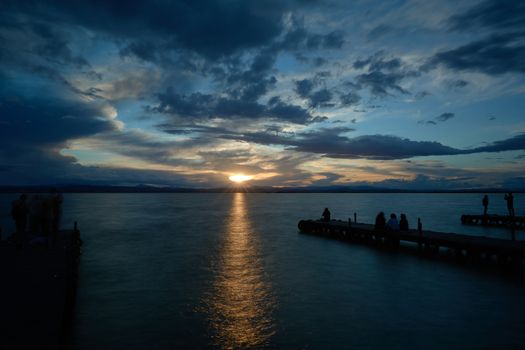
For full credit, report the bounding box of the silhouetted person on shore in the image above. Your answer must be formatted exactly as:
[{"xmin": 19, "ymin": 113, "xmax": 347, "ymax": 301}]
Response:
[
  {"xmin": 399, "ymin": 213, "xmax": 409, "ymax": 231},
  {"xmin": 504, "ymin": 192, "xmax": 515, "ymax": 217},
  {"xmin": 11, "ymin": 194, "xmax": 28, "ymax": 247},
  {"xmin": 386, "ymin": 213, "xmax": 399, "ymax": 231},
  {"xmin": 482, "ymin": 195, "xmax": 489, "ymax": 216},
  {"xmin": 374, "ymin": 212, "xmax": 386, "ymax": 230},
  {"xmin": 322, "ymin": 208, "xmax": 331, "ymax": 222}
]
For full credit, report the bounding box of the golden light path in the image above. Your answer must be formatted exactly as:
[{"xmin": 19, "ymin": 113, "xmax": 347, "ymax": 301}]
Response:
[
  {"xmin": 206, "ymin": 193, "xmax": 276, "ymax": 349},
  {"xmin": 228, "ymin": 174, "xmax": 253, "ymax": 183}
]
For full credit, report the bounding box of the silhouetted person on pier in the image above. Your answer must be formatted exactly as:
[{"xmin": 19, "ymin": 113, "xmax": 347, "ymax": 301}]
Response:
[
  {"xmin": 386, "ymin": 213, "xmax": 399, "ymax": 231},
  {"xmin": 11, "ymin": 194, "xmax": 28, "ymax": 247},
  {"xmin": 322, "ymin": 208, "xmax": 331, "ymax": 222},
  {"xmin": 399, "ymin": 213, "xmax": 409, "ymax": 231},
  {"xmin": 482, "ymin": 195, "xmax": 489, "ymax": 216},
  {"xmin": 374, "ymin": 212, "xmax": 386, "ymax": 230},
  {"xmin": 504, "ymin": 192, "xmax": 515, "ymax": 217}
]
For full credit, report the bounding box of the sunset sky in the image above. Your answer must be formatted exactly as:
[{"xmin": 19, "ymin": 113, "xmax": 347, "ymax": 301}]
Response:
[{"xmin": 1, "ymin": 0, "xmax": 524, "ymax": 189}]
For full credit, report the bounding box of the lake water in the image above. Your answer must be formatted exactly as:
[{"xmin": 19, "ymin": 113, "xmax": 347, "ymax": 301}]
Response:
[{"xmin": 1, "ymin": 193, "xmax": 525, "ymax": 349}]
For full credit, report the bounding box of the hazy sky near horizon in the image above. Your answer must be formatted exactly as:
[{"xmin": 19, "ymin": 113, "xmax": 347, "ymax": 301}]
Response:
[{"xmin": 1, "ymin": 0, "xmax": 524, "ymax": 188}]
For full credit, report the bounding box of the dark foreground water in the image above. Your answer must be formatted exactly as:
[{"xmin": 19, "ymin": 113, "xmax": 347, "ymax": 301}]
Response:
[{"xmin": 1, "ymin": 193, "xmax": 525, "ymax": 349}]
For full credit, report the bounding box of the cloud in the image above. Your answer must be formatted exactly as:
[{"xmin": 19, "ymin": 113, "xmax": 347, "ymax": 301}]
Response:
[
  {"xmin": 339, "ymin": 92, "xmax": 361, "ymax": 106},
  {"xmin": 429, "ymin": 32, "xmax": 525, "ymax": 75},
  {"xmin": 307, "ymin": 88, "xmax": 333, "ymax": 108},
  {"xmin": 352, "ymin": 51, "xmax": 418, "ymax": 97},
  {"xmin": 295, "ymin": 78, "xmax": 315, "ymax": 98},
  {"xmin": 150, "ymin": 88, "xmax": 323, "ymax": 125},
  {"xmin": 356, "ymin": 71, "xmax": 409, "ymax": 97},
  {"xmin": 3, "ymin": 0, "xmax": 293, "ymax": 59},
  {"xmin": 222, "ymin": 127, "xmax": 525, "ymax": 160},
  {"xmin": 436, "ymin": 112, "xmax": 455, "ymax": 122},
  {"xmin": 0, "ymin": 96, "xmax": 124, "ymax": 185},
  {"xmin": 449, "ymin": 1, "xmax": 525, "ymax": 31},
  {"xmin": 419, "ymin": 112, "xmax": 455, "ymax": 125},
  {"xmin": 448, "ymin": 79, "xmax": 468, "ymax": 89},
  {"xmin": 428, "ymin": 1, "xmax": 525, "ymax": 76},
  {"xmin": 0, "ymin": 97, "xmax": 117, "ymax": 147},
  {"xmin": 473, "ymin": 133, "xmax": 525, "ymax": 153}
]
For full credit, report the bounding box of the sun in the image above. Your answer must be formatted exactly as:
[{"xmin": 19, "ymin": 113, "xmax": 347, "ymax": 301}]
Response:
[{"xmin": 229, "ymin": 174, "xmax": 253, "ymax": 183}]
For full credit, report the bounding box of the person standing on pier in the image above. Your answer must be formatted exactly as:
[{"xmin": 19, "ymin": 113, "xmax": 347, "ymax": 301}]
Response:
[
  {"xmin": 374, "ymin": 212, "xmax": 386, "ymax": 229},
  {"xmin": 399, "ymin": 214, "xmax": 409, "ymax": 231},
  {"xmin": 322, "ymin": 208, "xmax": 331, "ymax": 222},
  {"xmin": 386, "ymin": 213, "xmax": 399, "ymax": 231},
  {"xmin": 504, "ymin": 192, "xmax": 515, "ymax": 217},
  {"xmin": 482, "ymin": 195, "xmax": 489, "ymax": 216}
]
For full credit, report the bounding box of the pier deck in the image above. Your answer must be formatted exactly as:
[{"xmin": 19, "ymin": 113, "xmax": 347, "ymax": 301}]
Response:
[
  {"xmin": 298, "ymin": 220, "xmax": 525, "ymax": 265},
  {"xmin": 0, "ymin": 228, "xmax": 81, "ymax": 349},
  {"xmin": 461, "ymin": 214, "xmax": 525, "ymax": 229}
]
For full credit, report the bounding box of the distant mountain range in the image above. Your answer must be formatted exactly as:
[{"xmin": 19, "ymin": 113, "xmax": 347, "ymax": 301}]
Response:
[{"xmin": 0, "ymin": 184, "xmax": 522, "ymax": 193}]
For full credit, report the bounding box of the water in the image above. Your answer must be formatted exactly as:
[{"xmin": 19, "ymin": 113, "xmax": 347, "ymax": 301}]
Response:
[{"xmin": 1, "ymin": 193, "xmax": 524, "ymax": 349}]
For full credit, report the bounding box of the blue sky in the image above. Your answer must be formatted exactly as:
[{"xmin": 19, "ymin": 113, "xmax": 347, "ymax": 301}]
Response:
[{"xmin": 0, "ymin": 0, "xmax": 524, "ymax": 189}]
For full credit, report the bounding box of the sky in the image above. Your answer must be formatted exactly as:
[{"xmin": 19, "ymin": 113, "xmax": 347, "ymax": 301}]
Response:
[{"xmin": 0, "ymin": 0, "xmax": 524, "ymax": 189}]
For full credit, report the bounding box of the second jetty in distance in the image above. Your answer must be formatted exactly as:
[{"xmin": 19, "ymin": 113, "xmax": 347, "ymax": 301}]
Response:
[{"xmin": 298, "ymin": 218, "xmax": 525, "ymax": 268}]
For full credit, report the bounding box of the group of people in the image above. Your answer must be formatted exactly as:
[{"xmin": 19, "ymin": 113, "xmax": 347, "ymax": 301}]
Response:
[
  {"xmin": 374, "ymin": 212, "xmax": 409, "ymax": 231},
  {"xmin": 482, "ymin": 192, "xmax": 516, "ymax": 217},
  {"xmin": 10, "ymin": 190, "xmax": 63, "ymax": 247},
  {"xmin": 321, "ymin": 207, "xmax": 410, "ymax": 231}
]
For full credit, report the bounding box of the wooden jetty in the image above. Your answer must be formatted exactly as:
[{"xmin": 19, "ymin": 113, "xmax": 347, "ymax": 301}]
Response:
[
  {"xmin": 298, "ymin": 219, "xmax": 525, "ymax": 266},
  {"xmin": 0, "ymin": 225, "xmax": 82, "ymax": 349},
  {"xmin": 461, "ymin": 214, "xmax": 525, "ymax": 229}
]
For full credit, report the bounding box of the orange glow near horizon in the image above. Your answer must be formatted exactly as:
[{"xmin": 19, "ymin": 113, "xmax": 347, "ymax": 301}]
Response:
[{"xmin": 229, "ymin": 174, "xmax": 253, "ymax": 183}]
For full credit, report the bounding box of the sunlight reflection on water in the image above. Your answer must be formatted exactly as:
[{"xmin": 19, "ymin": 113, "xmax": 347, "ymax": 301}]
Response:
[{"xmin": 206, "ymin": 193, "xmax": 276, "ymax": 349}]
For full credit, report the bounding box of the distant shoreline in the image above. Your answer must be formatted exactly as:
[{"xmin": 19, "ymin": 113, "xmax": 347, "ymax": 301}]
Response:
[{"xmin": 0, "ymin": 185, "xmax": 523, "ymax": 194}]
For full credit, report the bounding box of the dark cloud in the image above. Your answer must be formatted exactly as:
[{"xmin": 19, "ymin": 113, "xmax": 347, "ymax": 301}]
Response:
[
  {"xmin": 429, "ymin": 32, "xmax": 525, "ymax": 75},
  {"xmin": 436, "ymin": 112, "xmax": 455, "ymax": 122},
  {"xmin": 356, "ymin": 71, "xmax": 408, "ymax": 97},
  {"xmin": 448, "ymin": 79, "xmax": 468, "ymax": 89},
  {"xmin": 473, "ymin": 134, "xmax": 525, "ymax": 153},
  {"xmin": 367, "ymin": 24, "xmax": 391, "ymax": 41},
  {"xmin": 307, "ymin": 89, "xmax": 333, "ymax": 108},
  {"xmin": 353, "ymin": 51, "xmax": 417, "ymax": 97},
  {"xmin": 222, "ymin": 127, "xmax": 525, "ymax": 160},
  {"xmin": 0, "ymin": 96, "xmax": 122, "ymax": 184},
  {"xmin": 429, "ymin": 1, "xmax": 525, "ymax": 76},
  {"xmin": 322, "ymin": 30, "xmax": 345, "ymax": 49},
  {"xmin": 279, "ymin": 22, "xmax": 345, "ymax": 51},
  {"xmin": 419, "ymin": 112, "xmax": 455, "ymax": 125},
  {"xmin": 339, "ymin": 92, "xmax": 361, "ymax": 106},
  {"xmin": 222, "ymin": 128, "xmax": 461, "ymax": 159},
  {"xmin": 0, "ymin": 97, "xmax": 116, "ymax": 147},
  {"xmin": 294, "ymin": 73, "xmax": 337, "ymax": 108},
  {"xmin": 30, "ymin": 23, "xmax": 90, "ymax": 68},
  {"xmin": 150, "ymin": 88, "xmax": 322, "ymax": 125},
  {"xmin": 449, "ymin": 1, "xmax": 525, "ymax": 31},
  {"xmin": 353, "ymin": 51, "xmax": 402, "ymax": 72},
  {"xmin": 3, "ymin": 0, "xmax": 292, "ymax": 59},
  {"xmin": 295, "ymin": 78, "xmax": 316, "ymax": 98}
]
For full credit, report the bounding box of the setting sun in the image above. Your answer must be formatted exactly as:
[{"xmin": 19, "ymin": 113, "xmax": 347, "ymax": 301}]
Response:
[{"xmin": 229, "ymin": 174, "xmax": 253, "ymax": 183}]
